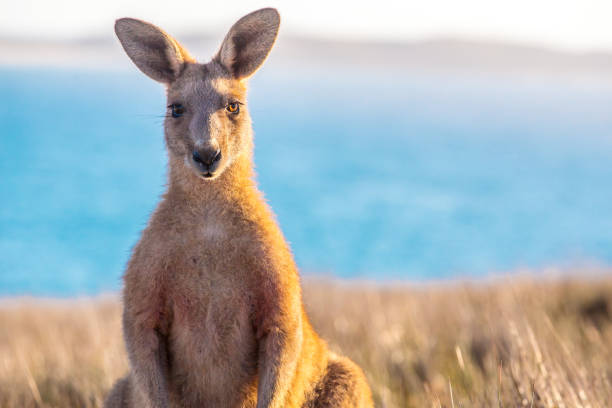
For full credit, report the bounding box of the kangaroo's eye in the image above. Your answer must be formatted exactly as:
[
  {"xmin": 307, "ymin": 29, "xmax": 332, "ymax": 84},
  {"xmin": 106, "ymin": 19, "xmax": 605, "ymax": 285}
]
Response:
[
  {"xmin": 169, "ymin": 103, "xmax": 185, "ymax": 118},
  {"xmin": 226, "ymin": 102, "xmax": 240, "ymax": 114}
]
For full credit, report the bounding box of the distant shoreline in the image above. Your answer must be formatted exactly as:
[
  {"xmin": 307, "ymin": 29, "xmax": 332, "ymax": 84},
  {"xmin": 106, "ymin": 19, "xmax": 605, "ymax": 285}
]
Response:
[
  {"xmin": 1, "ymin": 269, "xmax": 611, "ymax": 300},
  {"xmin": 2, "ymin": 36, "xmax": 612, "ymax": 82}
]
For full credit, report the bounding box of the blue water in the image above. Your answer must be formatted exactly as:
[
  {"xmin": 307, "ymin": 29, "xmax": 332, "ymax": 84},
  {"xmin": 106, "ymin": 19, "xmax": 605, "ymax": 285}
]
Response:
[{"xmin": 2, "ymin": 65, "xmax": 612, "ymax": 296}]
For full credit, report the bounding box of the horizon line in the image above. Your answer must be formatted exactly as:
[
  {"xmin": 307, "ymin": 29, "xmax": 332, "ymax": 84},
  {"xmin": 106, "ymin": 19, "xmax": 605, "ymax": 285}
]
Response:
[{"xmin": 2, "ymin": 32, "xmax": 612, "ymax": 57}]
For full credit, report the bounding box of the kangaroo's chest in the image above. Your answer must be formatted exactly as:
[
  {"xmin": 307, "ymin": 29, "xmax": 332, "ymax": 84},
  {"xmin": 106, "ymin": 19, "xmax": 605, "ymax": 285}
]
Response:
[
  {"xmin": 162, "ymin": 215, "xmax": 258, "ymax": 342},
  {"xmin": 163, "ymin": 225, "xmax": 260, "ymax": 404},
  {"xmin": 169, "ymin": 253, "xmax": 254, "ymax": 345},
  {"xmin": 169, "ymin": 269, "xmax": 257, "ymax": 369}
]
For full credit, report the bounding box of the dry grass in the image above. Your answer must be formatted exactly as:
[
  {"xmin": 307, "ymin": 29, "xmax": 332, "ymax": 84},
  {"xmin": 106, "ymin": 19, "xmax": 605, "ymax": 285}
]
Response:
[{"xmin": 1, "ymin": 278, "xmax": 611, "ymax": 407}]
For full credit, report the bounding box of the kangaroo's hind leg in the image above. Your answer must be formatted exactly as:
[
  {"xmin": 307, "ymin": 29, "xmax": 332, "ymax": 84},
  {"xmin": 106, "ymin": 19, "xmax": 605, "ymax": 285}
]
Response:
[{"xmin": 309, "ymin": 353, "xmax": 374, "ymax": 408}]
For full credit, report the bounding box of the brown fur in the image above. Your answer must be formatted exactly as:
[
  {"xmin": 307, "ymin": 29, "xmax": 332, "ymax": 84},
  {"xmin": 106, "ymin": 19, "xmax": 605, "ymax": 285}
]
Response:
[{"xmin": 105, "ymin": 8, "xmax": 373, "ymax": 408}]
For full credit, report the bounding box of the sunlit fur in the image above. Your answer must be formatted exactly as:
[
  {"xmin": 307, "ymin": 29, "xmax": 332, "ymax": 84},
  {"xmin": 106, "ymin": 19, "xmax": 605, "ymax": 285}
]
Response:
[{"xmin": 105, "ymin": 8, "xmax": 373, "ymax": 408}]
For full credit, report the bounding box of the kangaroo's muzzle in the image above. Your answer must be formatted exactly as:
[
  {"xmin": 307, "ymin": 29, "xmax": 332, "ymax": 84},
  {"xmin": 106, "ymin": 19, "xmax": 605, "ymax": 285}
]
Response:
[{"xmin": 192, "ymin": 148, "xmax": 222, "ymax": 177}]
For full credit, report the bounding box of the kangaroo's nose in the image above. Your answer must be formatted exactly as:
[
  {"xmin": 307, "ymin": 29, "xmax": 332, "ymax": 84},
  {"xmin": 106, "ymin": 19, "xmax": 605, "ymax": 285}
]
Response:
[{"xmin": 192, "ymin": 149, "xmax": 221, "ymax": 168}]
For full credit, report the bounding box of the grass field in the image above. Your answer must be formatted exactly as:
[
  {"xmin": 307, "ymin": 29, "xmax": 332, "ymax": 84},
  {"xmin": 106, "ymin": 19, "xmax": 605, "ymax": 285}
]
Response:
[{"xmin": 1, "ymin": 277, "xmax": 611, "ymax": 407}]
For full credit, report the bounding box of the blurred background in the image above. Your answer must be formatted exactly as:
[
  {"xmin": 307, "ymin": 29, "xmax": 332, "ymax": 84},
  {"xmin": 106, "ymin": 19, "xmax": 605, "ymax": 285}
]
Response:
[{"xmin": 2, "ymin": 0, "xmax": 612, "ymax": 296}]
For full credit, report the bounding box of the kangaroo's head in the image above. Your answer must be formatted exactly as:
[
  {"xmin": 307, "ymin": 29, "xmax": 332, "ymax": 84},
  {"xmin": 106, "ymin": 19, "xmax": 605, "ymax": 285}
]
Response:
[{"xmin": 115, "ymin": 8, "xmax": 279, "ymax": 181}]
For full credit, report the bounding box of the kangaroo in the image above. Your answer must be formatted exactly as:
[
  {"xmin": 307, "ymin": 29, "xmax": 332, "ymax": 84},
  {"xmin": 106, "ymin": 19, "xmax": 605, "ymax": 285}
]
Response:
[{"xmin": 105, "ymin": 8, "xmax": 373, "ymax": 408}]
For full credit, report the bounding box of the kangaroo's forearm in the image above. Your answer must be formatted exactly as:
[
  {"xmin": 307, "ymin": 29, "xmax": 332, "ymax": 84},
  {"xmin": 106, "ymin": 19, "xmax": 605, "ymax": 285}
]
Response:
[
  {"xmin": 125, "ymin": 324, "xmax": 170, "ymax": 408},
  {"xmin": 256, "ymin": 326, "xmax": 301, "ymax": 408}
]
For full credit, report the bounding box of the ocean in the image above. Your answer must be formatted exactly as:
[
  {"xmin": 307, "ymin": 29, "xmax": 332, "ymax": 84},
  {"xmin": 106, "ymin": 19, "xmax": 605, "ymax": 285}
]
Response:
[{"xmin": 2, "ymin": 65, "xmax": 612, "ymax": 295}]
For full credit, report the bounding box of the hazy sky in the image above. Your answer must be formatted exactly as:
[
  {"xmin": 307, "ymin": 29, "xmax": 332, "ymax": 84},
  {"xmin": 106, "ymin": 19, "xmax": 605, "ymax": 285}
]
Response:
[{"xmin": 3, "ymin": 0, "xmax": 612, "ymax": 51}]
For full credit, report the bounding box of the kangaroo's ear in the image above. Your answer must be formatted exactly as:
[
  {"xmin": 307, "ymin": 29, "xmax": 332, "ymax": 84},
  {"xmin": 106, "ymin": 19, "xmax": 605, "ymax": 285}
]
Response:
[
  {"xmin": 216, "ymin": 8, "xmax": 280, "ymax": 79},
  {"xmin": 115, "ymin": 18, "xmax": 192, "ymax": 84}
]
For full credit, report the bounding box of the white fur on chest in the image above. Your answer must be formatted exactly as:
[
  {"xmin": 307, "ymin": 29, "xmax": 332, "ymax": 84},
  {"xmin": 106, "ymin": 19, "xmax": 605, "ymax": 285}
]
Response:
[{"xmin": 200, "ymin": 220, "xmax": 226, "ymax": 240}]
